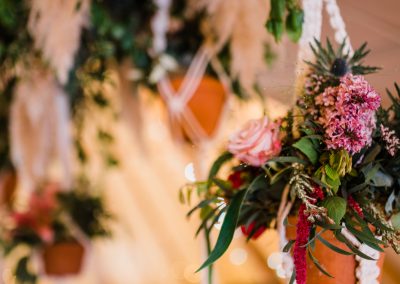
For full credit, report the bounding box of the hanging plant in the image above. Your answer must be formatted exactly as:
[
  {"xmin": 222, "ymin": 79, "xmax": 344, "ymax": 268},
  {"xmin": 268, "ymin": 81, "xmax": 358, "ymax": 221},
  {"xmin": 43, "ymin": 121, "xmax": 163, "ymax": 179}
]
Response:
[
  {"xmin": 181, "ymin": 39, "xmax": 399, "ymax": 284},
  {"xmin": 1, "ymin": 182, "xmax": 111, "ymax": 282}
]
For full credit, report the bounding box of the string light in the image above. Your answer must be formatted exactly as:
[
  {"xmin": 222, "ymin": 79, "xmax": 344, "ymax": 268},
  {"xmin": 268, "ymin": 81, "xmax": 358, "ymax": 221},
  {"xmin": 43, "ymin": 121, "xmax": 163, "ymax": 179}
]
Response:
[
  {"xmin": 184, "ymin": 163, "xmax": 196, "ymax": 182},
  {"xmin": 229, "ymin": 248, "xmax": 247, "ymax": 266}
]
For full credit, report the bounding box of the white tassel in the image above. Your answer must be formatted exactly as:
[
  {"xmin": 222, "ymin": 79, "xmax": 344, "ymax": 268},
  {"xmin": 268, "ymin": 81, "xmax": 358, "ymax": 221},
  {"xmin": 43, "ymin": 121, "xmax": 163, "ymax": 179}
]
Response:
[
  {"xmin": 10, "ymin": 67, "xmax": 73, "ymax": 191},
  {"xmin": 28, "ymin": 0, "xmax": 89, "ymax": 85}
]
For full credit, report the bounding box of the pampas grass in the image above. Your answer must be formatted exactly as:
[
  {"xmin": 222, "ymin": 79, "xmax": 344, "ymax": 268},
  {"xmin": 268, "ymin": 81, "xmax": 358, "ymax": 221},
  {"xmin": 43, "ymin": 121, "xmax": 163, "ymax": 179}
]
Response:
[{"xmin": 28, "ymin": 0, "xmax": 89, "ymax": 85}]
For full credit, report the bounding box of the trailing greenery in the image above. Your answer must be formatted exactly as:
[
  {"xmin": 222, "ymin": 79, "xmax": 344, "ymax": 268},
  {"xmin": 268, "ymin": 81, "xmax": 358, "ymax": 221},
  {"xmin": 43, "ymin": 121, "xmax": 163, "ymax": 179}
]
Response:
[{"xmin": 266, "ymin": 0, "xmax": 304, "ymax": 42}]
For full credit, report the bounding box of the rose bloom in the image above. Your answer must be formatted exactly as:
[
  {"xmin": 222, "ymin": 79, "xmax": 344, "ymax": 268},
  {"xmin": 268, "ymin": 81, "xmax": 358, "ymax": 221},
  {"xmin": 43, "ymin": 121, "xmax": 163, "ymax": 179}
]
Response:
[{"xmin": 228, "ymin": 117, "xmax": 281, "ymax": 167}]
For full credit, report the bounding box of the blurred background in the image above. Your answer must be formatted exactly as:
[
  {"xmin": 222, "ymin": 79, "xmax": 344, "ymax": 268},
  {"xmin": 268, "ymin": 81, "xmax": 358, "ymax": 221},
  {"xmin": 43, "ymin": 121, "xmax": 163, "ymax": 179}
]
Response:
[{"xmin": 0, "ymin": 0, "xmax": 399, "ymax": 283}]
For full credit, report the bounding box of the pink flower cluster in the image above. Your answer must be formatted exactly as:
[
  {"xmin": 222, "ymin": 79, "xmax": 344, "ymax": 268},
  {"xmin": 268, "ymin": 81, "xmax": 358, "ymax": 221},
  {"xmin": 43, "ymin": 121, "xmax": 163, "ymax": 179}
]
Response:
[
  {"xmin": 315, "ymin": 74, "xmax": 381, "ymax": 154},
  {"xmin": 380, "ymin": 124, "xmax": 400, "ymax": 156}
]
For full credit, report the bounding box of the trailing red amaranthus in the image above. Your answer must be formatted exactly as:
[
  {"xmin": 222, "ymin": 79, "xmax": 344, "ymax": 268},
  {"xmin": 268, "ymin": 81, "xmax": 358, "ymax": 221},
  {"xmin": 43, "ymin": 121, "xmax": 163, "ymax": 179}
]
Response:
[
  {"xmin": 293, "ymin": 203, "xmax": 310, "ymax": 284},
  {"xmin": 293, "ymin": 186, "xmax": 325, "ymax": 284}
]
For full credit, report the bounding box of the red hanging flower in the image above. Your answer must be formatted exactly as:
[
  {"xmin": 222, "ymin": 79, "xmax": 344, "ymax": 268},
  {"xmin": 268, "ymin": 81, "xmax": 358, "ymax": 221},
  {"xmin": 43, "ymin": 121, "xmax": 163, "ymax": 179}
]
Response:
[
  {"xmin": 293, "ymin": 186, "xmax": 325, "ymax": 284},
  {"xmin": 228, "ymin": 171, "xmax": 244, "ymax": 189},
  {"xmin": 241, "ymin": 222, "xmax": 266, "ymax": 240},
  {"xmin": 348, "ymin": 195, "xmax": 364, "ymax": 218},
  {"xmin": 293, "ymin": 204, "xmax": 310, "ymax": 284}
]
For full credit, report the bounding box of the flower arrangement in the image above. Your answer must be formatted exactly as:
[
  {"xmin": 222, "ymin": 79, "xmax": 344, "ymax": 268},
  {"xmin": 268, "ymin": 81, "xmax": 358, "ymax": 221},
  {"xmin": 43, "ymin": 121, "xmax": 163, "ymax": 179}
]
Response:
[
  {"xmin": 1, "ymin": 183, "xmax": 110, "ymax": 283},
  {"xmin": 181, "ymin": 39, "xmax": 400, "ymax": 284}
]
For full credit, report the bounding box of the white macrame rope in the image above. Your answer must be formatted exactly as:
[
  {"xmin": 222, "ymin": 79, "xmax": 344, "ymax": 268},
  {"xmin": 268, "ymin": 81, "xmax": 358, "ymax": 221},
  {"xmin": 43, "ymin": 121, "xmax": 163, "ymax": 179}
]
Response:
[
  {"xmin": 294, "ymin": 0, "xmax": 324, "ymax": 98},
  {"xmin": 323, "ymin": 0, "xmax": 353, "ymax": 55},
  {"xmin": 152, "ymin": 0, "xmax": 171, "ymax": 54},
  {"xmin": 157, "ymin": 43, "xmax": 232, "ymax": 144}
]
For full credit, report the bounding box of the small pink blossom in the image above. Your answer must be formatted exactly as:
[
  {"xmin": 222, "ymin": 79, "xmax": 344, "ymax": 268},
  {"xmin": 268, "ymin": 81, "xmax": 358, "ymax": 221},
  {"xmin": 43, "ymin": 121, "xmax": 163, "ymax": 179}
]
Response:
[
  {"xmin": 380, "ymin": 124, "xmax": 400, "ymax": 156},
  {"xmin": 228, "ymin": 117, "xmax": 281, "ymax": 166},
  {"xmin": 315, "ymin": 74, "xmax": 381, "ymax": 154}
]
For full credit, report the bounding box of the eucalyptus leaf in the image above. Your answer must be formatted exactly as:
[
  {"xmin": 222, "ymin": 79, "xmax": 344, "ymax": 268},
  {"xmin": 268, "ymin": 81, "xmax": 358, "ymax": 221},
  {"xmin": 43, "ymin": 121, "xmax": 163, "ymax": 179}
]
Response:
[
  {"xmin": 196, "ymin": 190, "xmax": 246, "ymax": 272},
  {"xmin": 283, "ymin": 240, "xmax": 295, "ymax": 253},
  {"xmin": 317, "ymin": 235, "xmax": 353, "ymax": 255},
  {"xmin": 308, "ymin": 249, "xmax": 333, "ymax": 278}
]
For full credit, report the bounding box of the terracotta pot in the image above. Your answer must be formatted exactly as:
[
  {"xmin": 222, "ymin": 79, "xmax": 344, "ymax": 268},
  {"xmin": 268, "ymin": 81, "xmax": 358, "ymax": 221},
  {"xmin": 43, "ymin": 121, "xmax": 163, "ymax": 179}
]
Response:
[
  {"xmin": 0, "ymin": 169, "xmax": 17, "ymax": 207},
  {"xmin": 286, "ymin": 217, "xmax": 385, "ymax": 283},
  {"xmin": 168, "ymin": 75, "xmax": 226, "ymax": 141},
  {"xmin": 42, "ymin": 241, "xmax": 85, "ymax": 276}
]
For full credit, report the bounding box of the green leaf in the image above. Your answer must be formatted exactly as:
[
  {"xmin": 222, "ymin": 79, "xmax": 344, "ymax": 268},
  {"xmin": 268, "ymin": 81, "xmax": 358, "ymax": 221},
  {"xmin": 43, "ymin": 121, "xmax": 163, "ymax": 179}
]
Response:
[
  {"xmin": 391, "ymin": 213, "xmax": 400, "ymax": 230},
  {"xmin": 196, "ymin": 174, "xmax": 264, "ymax": 271},
  {"xmin": 196, "ymin": 190, "xmax": 246, "ymax": 272},
  {"xmin": 267, "ymin": 156, "xmax": 307, "ymax": 165},
  {"xmin": 266, "ymin": 19, "xmax": 284, "ymax": 42},
  {"xmin": 283, "ymin": 240, "xmax": 295, "ymax": 253},
  {"xmin": 270, "ymin": 166, "xmax": 291, "ymax": 184},
  {"xmin": 308, "ymin": 249, "xmax": 333, "ymax": 278},
  {"xmin": 289, "ymin": 271, "xmax": 296, "ymax": 284},
  {"xmin": 285, "ymin": 8, "xmax": 303, "ymax": 42},
  {"xmin": 207, "ymin": 152, "xmax": 233, "ymax": 187},
  {"xmin": 317, "ymin": 235, "xmax": 353, "ymax": 255},
  {"xmin": 293, "ymin": 137, "xmax": 318, "ymax": 165},
  {"xmin": 345, "ymin": 224, "xmax": 385, "ymax": 245},
  {"xmin": 335, "ymin": 232, "xmax": 376, "ymax": 260},
  {"xmin": 322, "ymin": 197, "xmax": 347, "ymax": 225},
  {"xmin": 187, "ymin": 198, "xmax": 218, "ymax": 218},
  {"xmin": 213, "ymin": 178, "xmax": 233, "ymax": 192},
  {"xmin": 15, "ymin": 256, "xmax": 37, "ymax": 283},
  {"xmin": 325, "ymin": 164, "xmax": 339, "ymax": 180},
  {"xmin": 362, "ymin": 144, "xmax": 382, "ymax": 165}
]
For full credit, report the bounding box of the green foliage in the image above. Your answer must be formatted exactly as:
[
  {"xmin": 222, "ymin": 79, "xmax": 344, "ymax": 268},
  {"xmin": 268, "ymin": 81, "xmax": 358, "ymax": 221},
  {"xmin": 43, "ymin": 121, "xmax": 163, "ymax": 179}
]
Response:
[
  {"xmin": 196, "ymin": 189, "xmax": 247, "ymax": 272},
  {"xmin": 207, "ymin": 152, "xmax": 233, "ymax": 187},
  {"xmin": 321, "ymin": 196, "xmax": 346, "ymax": 224},
  {"xmin": 293, "ymin": 137, "xmax": 318, "ymax": 164},
  {"xmin": 57, "ymin": 191, "xmax": 111, "ymax": 238},
  {"xmin": 266, "ymin": 0, "xmax": 304, "ymax": 42},
  {"xmin": 15, "ymin": 256, "xmax": 37, "ymax": 284}
]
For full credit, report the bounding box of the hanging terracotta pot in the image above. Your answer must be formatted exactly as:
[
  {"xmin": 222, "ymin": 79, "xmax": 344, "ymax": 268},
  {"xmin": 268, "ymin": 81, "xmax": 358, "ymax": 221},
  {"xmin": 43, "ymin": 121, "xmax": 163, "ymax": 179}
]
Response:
[
  {"xmin": 168, "ymin": 75, "xmax": 226, "ymax": 142},
  {"xmin": 0, "ymin": 169, "xmax": 17, "ymax": 207},
  {"xmin": 286, "ymin": 216, "xmax": 385, "ymax": 283},
  {"xmin": 42, "ymin": 241, "xmax": 85, "ymax": 276}
]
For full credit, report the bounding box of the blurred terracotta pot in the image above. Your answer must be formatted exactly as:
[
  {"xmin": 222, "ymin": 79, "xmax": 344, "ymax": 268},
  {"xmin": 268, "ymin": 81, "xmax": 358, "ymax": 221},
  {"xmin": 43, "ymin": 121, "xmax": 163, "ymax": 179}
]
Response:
[
  {"xmin": 168, "ymin": 75, "xmax": 226, "ymax": 141},
  {"xmin": 42, "ymin": 241, "xmax": 85, "ymax": 276},
  {"xmin": 286, "ymin": 217, "xmax": 385, "ymax": 283},
  {"xmin": 0, "ymin": 169, "xmax": 17, "ymax": 207}
]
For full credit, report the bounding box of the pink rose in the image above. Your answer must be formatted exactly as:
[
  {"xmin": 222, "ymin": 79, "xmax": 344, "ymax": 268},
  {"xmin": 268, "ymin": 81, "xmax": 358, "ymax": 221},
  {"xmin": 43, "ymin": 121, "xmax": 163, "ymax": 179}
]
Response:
[{"xmin": 228, "ymin": 117, "xmax": 281, "ymax": 166}]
